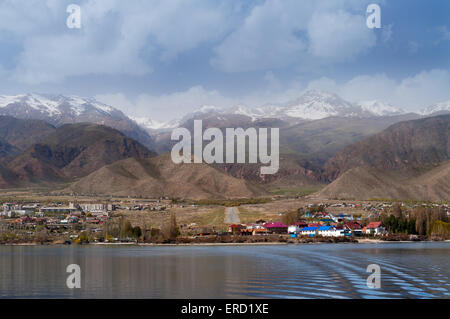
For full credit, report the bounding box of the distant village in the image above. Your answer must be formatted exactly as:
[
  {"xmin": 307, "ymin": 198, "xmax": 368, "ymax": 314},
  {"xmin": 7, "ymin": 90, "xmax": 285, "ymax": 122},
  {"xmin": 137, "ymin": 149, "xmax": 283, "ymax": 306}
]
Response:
[{"xmin": 0, "ymin": 198, "xmax": 449, "ymax": 244}]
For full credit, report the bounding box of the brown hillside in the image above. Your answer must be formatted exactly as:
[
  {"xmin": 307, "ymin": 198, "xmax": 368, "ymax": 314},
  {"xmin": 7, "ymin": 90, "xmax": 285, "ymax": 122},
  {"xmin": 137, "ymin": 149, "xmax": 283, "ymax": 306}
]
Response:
[
  {"xmin": 318, "ymin": 162, "xmax": 450, "ymax": 201},
  {"xmin": 5, "ymin": 123, "xmax": 155, "ymax": 184},
  {"xmin": 67, "ymin": 153, "xmax": 267, "ymax": 199},
  {"xmin": 324, "ymin": 115, "xmax": 450, "ymax": 180}
]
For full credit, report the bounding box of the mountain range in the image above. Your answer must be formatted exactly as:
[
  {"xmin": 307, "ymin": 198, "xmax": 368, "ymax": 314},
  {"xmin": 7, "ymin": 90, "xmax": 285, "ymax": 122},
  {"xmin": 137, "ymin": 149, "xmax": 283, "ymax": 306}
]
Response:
[
  {"xmin": 320, "ymin": 115, "xmax": 449, "ymax": 201},
  {"xmin": 0, "ymin": 93, "xmax": 155, "ymax": 150},
  {"xmin": 133, "ymin": 90, "xmax": 449, "ymax": 131},
  {"xmin": 0, "ymin": 91, "xmax": 448, "ymax": 200},
  {"xmin": 0, "ymin": 122, "xmax": 154, "ymax": 188},
  {"xmin": 67, "ymin": 153, "xmax": 267, "ymax": 199}
]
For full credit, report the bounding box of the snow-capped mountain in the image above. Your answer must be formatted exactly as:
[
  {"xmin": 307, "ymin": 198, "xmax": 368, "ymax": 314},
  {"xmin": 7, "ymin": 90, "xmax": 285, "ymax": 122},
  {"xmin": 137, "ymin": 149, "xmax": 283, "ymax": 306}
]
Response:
[
  {"xmin": 0, "ymin": 93, "xmax": 154, "ymax": 149},
  {"xmin": 173, "ymin": 90, "xmax": 407, "ymax": 125},
  {"xmin": 130, "ymin": 116, "xmax": 180, "ymax": 131},
  {"xmin": 357, "ymin": 100, "xmax": 405, "ymax": 116},
  {"xmin": 420, "ymin": 100, "xmax": 450, "ymax": 116},
  {"xmin": 0, "ymin": 93, "xmax": 120, "ymax": 120},
  {"xmin": 280, "ymin": 90, "xmax": 367, "ymax": 119}
]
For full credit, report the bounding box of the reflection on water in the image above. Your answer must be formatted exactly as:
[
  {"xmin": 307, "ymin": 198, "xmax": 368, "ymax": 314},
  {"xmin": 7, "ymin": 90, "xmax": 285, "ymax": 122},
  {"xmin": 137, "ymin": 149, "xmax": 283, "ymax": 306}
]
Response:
[{"xmin": 0, "ymin": 242, "xmax": 449, "ymax": 299}]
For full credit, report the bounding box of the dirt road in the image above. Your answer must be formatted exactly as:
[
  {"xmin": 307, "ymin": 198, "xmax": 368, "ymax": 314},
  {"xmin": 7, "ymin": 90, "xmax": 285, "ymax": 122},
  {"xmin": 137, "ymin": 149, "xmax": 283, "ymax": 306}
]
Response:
[{"xmin": 224, "ymin": 207, "xmax": 240, "ymax": 224}]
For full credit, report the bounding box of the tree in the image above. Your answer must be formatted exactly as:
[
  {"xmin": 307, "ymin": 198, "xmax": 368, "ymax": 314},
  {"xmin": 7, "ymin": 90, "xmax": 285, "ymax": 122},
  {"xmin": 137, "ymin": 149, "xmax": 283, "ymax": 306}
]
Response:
[
  {"xmin": 282, "ymin": 211, "xmax": 301, "ymax": 226},
  {"xmin": 162, "ymin": 213, "xmax": 179, "ymax": 240},
  {"xmin": 35, "ymin": 229, "xmax": 48, "ymax": 244},
  {"xmin": 132, "ymin": 226, "xmax": 142, "ymax": 239}
]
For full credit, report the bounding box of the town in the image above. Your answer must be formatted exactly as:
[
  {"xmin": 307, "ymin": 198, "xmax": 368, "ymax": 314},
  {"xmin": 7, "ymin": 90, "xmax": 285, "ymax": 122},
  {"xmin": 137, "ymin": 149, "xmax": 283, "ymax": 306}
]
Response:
[{"xmin": 0, "ymin": 195, "xmax": 448, "ymax": 245}]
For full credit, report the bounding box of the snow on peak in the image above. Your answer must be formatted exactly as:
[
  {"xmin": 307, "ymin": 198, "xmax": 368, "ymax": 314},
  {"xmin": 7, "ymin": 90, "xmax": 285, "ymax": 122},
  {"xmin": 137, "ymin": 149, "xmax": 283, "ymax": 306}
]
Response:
[
  {"xmin": 358, "ymin": 100, "xmax": 405, "ymax": 116},
  {"xmin": 281, "ymin": 90, "xmax": 358, "ymax": 120},
  {"xmin": 420, "ymin": 100, "xmax": 450, "ymax": 115},
  {"xmin": 0, "ymin": 93, "xmax": 61, "ymax": 115},
  {"xmin": 0, "ymin": 93, "xmax": 116, "ymax": 116},
  {"xmin": 131, "ymin": 116, "xmax": 180, "ymax": 130},
  {"xmin": 198, "ymin": 105, "xmax": 223, "ymax": 113}
]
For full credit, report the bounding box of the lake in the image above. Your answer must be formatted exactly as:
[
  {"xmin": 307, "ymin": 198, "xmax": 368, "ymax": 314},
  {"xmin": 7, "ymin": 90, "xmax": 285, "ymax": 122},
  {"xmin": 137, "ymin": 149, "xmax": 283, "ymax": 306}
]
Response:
[{"xmin": 0, "ymin": 242, "xmax": 449, "ymax": 299}]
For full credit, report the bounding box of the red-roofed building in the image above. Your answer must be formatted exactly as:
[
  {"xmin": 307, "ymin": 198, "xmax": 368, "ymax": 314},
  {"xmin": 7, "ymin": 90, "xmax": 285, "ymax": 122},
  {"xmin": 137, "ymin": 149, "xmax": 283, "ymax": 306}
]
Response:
[
  {"xmin": 344, "ymin": 221, "xmax": 363, "ymax": 236},
  {"xmin": 228, "ymin": 224, "xmax": 244, "ymax": 235},
  {"xmin": 264, "ymin": 222, "xmax": 288, "ymax": 234},
  {"xmin": 293, "ymin": 221, "xmax": 308, "ymax": 228},
  {"xmin": 363, "ymin": 221, "xmax": 386, "ymax": 235}
]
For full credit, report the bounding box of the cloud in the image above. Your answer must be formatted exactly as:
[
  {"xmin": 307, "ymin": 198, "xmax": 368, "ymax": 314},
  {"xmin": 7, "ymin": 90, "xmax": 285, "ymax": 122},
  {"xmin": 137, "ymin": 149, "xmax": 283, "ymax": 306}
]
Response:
[
  {"xmin": 307, "ymin": 10, "xmax": 376, "ymax": 60},
  {"xmin": 98, "ymin": 68, "xmax": 450, "ymax": 121},
  {"xmin": 211, "ymin": 0, "xmax": 376, "ymax": 72},
  {"xmin": 408, "ymin": 41, "xmax": 421, "ymax": 54},
  {"xmin": 211, "ymin": 0, "xmax": 312, "ymax": 73},
  {"xmin": 307, "ymin": 69, "xmax": 450, "ymax": 110},
  {"xmin": 0, "ymin": 0, "xmax": 238, "ymax": 84},
  {"xmin": 436, "ymin": 25, "xmax": 450, "ymax": 43},
  {"xmin": 381, "ymin": 24, "xmax": 393, "ymax": 43},
  {"xmin": 96, "ymin": 86, "xmax": 236, "ymax": 121}
]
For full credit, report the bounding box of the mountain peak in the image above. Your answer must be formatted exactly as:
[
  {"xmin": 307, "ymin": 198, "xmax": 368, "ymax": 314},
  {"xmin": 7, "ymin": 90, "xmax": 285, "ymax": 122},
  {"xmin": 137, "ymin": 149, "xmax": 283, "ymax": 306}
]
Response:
[
  {"xmin": 0, "ymin": 93, "xmax": 116, "ymax": 117},
  {"xmin": 0, "ymin": 93, "xmax": 154, "ymax": 149},
  {"xmin": 358, "ymin": 100, "xmax": 405, "ymax": 116},
  {"xmin": 420, "ymin": 100, "xmax": 450, "ymax": 116}
]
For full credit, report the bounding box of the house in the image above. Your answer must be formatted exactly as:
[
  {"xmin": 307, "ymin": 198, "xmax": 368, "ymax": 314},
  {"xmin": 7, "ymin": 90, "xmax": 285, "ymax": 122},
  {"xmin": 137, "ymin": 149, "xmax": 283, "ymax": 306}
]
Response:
[
  {"xmin": 300, "ymin": 226, "xmax": 319, "ymax": 236},
  {"xmin": 288, "ymin": 225, "xmax": 301, "ymax": 235},
  {"xmin": 294, "ymin": 221, "xmax": 308, "ymax": 228},
  {"xmin": 246, "ymin": 224, "xmax": 267, "ymax": 235},
  {"xmin": 264, "ymin": 222, "xmax": 288, "ymax": 234},
  {"xmin": 364, "ymin": 221, "xmax": 386, "ymax": 235},
  {"xmin": 317, "ymin": 226, "xmax": 336, "ymax": 237},
  {"xmin": 40, "ymin": 206, "xmax": 77, "ymax": 214},
  {"xmin": 228, "ymin": 224, "xmax": 244, "ymax": 235},
  {"xmin": 344, "ymin": 221, "xmax": 362, "ymax": 236}
]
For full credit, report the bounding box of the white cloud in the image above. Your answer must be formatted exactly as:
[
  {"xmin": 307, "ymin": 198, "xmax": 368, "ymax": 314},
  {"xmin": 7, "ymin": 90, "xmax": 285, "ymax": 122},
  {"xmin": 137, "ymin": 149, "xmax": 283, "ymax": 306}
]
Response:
[
  {"xmin": 408, "ymin": 41, "xmax": 421, "ymax": 54},
  {"xmin": 381, "ymin": 24, "xmax": 393, "ymax": 43},
  {"xmin": 211, "ymin": 0, "xmax": 376, "ymax": 72},
  {"xmin": 98, "ymin": 69, "xmax": 450, "ymax": 121},
  {"xmin": 211, "ymin": 0, "xmax": 313, "ymax": 72},
  {"xmin": 96, "ymin": 86, "xmax": 236, "ymax": 121},
  {"xmin": 307, "ymin": 10, "xmax": 376, "ymax": 60},
  {"xmin": 307, "ymin": 69, "xmax": 450, "ymax": 110},
  {"xmin": 436, "ymin": 25, "xmax": 450, "ymax": 43},
  {"xmin": 0, "ymin": 0, "xmax": 238, "ymax": 84}
]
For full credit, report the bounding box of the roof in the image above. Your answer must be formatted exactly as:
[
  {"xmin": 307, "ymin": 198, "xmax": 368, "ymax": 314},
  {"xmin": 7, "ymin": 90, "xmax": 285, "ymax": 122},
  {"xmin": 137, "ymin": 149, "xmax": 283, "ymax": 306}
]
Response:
[
  {"xmin": 293, "ymin": 221, "xmax": 308, "ymax": 226},
  {"xmin": 318, "ymin": 226, "xmax": 335, "ymax": 231},
  {"xmin": 265, "ymin": 222, "xmax": 288, "ymax": 228},
  {"xmin": 301, "ymin": 226, "xmax": 319, "ymax": 231},
  {"xmin": 366, "ymin": 221, "xmax": 382, "ymax": 229},
  {"xmin": 345, "ymin": 221, "xmax": 362, "ymax": 229}
]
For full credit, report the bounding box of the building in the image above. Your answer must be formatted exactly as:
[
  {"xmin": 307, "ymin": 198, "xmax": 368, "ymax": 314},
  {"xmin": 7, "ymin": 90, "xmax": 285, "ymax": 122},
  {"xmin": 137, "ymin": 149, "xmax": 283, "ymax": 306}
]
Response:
[
  {"xmin": 79, "ymin": 203, "xmax": 108, "ymax": 213},
  {"xmin": 317, "ymin": 226, "xmax": 337, "ymax": 237},
  {"xmin": 364, "ymin": 222, "xmax": 386, "ymax": 235},
  {"xmin": 264, "ymin": 222, "xmax": 288, "ymax": 234},
  {"xmin": 300, "ymin": 226, "xmax": 319, "ymax": 236},
  {"xmin": 40, "ymin": 206, "xmax": 77, "ymax": 214},
  {"xmin": 288, "ymin": 225, "xmax": 301, "ymax": 235},
  {"xmin": 344, "ymin": 221, "xmax": 362, "ymax": 236},
  {"xmin": 228, "ymin": 224, "xmax": 244, "ymax": 235},
  {"xmin": 246, "ymin": 224, "xmax": 267, "ymax": 235}
]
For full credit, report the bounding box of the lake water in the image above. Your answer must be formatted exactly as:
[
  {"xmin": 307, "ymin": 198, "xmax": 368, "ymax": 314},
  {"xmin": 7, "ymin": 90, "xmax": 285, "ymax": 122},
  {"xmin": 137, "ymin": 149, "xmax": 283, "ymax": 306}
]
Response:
[{"xmin": 0, "ymin": 242, "xmax": 449, "ymax": 299}]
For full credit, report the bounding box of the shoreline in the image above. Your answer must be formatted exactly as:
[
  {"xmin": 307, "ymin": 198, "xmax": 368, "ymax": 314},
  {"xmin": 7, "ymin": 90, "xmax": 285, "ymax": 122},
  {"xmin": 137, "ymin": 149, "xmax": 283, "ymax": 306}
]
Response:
[{"xmin": 2, "ymin": 239, "xmax": 449, "ymax": 247}]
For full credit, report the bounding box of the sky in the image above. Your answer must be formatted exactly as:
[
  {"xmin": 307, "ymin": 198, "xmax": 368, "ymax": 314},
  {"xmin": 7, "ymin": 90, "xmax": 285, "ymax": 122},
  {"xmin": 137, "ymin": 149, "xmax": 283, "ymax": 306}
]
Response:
[{"xmin": 0, "ymin": 0, "xmax": 449, "ymax": 121}]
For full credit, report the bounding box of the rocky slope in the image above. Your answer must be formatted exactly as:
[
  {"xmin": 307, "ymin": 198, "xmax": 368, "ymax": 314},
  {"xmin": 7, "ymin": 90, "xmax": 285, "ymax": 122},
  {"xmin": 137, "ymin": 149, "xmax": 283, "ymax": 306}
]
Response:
[
  {"xmin": 2, "ymin": 123, "xmax": 155, "ymax": 185},
  {"xmin": 324, "ymin": 115, "xmax": 450, "ymax": 181},
  {"xmin": 67, "ymin": 153, "xmax": 267, "ymax": 199}
]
